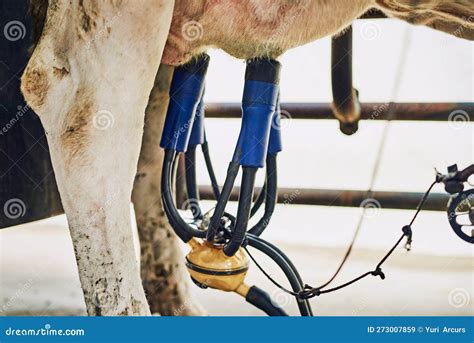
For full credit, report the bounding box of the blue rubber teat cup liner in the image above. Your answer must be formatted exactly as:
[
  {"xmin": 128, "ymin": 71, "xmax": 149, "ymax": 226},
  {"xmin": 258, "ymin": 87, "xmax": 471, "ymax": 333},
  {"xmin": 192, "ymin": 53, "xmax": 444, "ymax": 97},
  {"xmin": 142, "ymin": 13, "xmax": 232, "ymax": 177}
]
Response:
[
  {"xmin": 268, "ymin": 95, "xmax": 283, "ymax": 155},
  {"xmin": 188, "ymin": 92, "xmax": 206, "ymax": 147},
  {"xmin": 234, "ymin": 59, "xmax": 281, "ymax": 168},
  {"xmin": 160, "ymin": 54, "xmax": 210, "ymax": 152}
]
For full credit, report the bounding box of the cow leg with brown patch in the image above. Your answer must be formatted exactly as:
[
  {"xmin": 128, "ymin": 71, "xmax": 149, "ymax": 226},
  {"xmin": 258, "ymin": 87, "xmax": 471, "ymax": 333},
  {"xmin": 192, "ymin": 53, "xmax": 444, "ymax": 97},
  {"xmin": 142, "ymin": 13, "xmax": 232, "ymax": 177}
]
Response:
[
  {"xmin": 132, "ymin": 64, "xmax": 205, "ymax": 316},
  {"xmin": 21, "ymin": 0, "xmax": 175, "ymax": 315}
]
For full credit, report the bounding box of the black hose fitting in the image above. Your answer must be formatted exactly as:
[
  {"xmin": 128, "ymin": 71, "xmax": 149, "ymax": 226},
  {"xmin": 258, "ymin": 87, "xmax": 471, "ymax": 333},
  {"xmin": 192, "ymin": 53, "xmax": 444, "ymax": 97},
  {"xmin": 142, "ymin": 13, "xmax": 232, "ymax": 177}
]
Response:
[
  {"xmin": 245, "ymin": 58, "xmax": 281, "ymax": 84},
  {"xmin": 246, "ymin": 286, "xmax": 288, "ymax": 316}
]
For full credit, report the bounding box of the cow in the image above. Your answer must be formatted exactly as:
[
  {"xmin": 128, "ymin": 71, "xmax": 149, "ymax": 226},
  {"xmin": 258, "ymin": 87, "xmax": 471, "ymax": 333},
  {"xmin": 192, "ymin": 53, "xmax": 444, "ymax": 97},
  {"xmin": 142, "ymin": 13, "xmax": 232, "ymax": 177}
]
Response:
[{"xmin": 20, "ymin": 0, "xmax": 473, "ymax": 316}]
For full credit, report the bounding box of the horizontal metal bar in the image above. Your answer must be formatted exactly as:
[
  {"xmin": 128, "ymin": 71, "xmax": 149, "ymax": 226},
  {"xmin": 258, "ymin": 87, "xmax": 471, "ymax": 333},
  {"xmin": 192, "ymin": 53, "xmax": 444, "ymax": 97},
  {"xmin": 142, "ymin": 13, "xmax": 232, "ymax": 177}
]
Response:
[
  {"xmin": 2, "ymin": 187, "xmax": 449, "ymax": 230},
  {"xmin": 205, "ymin": 102, "xmax": 474, "ymax": 121},
  {"xmin": 199, "ymin": 186, "xmax": 450, "ymax": 211}
]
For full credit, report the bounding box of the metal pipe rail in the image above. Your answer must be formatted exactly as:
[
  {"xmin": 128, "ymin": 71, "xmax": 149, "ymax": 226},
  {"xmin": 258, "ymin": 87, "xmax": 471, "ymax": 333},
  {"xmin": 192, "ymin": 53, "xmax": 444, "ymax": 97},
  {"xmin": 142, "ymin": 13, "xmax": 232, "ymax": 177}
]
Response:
[
  {"xmin": 205, "ymin": 102, "xmax": 474, "ymax": 121},
  {"xmin": 199, "ymin": 186, "xmax": 450, "ymax": 211},
  {"xmin": 331, "ymin": 25, "xmax": 361, "ymax": 135}
]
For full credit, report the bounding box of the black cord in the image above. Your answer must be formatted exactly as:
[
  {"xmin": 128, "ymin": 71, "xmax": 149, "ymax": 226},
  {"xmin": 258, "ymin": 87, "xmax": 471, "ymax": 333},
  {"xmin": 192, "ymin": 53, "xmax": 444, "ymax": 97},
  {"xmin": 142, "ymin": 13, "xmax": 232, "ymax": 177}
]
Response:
[
  {"xmin": 248, "ymin": 179, "xmax": 439, "ymax": 300},
  {"xmin": 303, "ymin": 22, "xmax": 415, "ymax": 292},
  {"xmin": 184, "ymin": 146, "xmax": 203, "ymax": 220},
  {"xmin": 245, "ymin": 234, "xmax": 313, "ymax": 316},
  {"xmin": 202, "ymin": 140, "xmax": 221, "ymax": 199}
]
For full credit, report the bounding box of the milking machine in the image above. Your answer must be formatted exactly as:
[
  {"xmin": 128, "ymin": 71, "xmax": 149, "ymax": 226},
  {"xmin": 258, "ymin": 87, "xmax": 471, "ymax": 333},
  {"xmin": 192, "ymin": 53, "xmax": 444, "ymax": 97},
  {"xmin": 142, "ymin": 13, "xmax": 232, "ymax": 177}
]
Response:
[
  {"xmin": 159, "ymin": 54, "xmax": 474, "ymax": 316},
  {"xmin": 159, "ymin": 54, "xmax": 311, "ymax": 316}
]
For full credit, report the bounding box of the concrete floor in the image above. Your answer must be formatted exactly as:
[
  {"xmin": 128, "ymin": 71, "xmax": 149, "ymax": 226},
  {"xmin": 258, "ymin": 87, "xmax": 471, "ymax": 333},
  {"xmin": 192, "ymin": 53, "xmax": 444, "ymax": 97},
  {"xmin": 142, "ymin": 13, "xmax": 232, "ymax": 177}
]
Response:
[{"xmin": 0, "ymin": 212, "xmax": 472, "ymax": 316}]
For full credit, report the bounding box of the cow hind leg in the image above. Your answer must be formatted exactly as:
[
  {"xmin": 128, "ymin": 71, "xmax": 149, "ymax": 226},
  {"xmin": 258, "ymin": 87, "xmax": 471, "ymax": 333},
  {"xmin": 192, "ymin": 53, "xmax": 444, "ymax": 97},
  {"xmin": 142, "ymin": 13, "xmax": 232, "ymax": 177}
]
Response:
[
  {"xmin": 132, "ymin": 64, "xmax": 205, "ymax": 316},
  {"xmin": 21, "ymin": 0, "xmax": 175, "ymax": 315}
]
